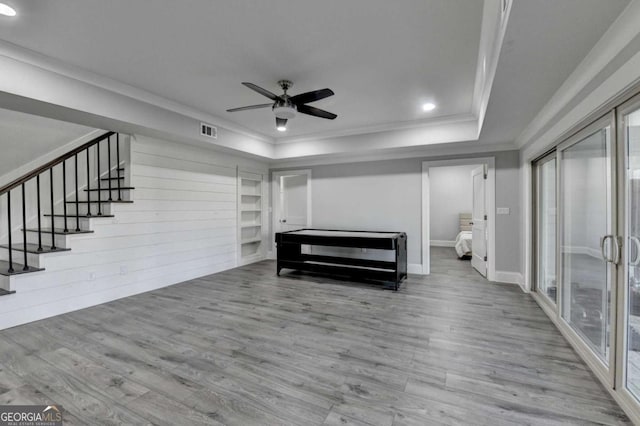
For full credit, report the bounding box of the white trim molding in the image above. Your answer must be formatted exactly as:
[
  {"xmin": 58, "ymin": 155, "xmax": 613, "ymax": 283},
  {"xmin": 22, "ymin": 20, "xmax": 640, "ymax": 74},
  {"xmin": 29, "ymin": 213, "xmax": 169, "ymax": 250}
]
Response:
[
  {"xmin": 271, "ymin": 169, "xmax": 313, "ymax": 254},
  {"xmin": 422, "ymin": 157, "xmax": 496, "ymax": 281},
  {"xmin": 495, "ymin": 271, "xmax": 524, "ymax": 287},
  {"xmin": 430, "ymin": 240, "xmax": 456, "ymax": 248},
  {"xmin": 408, "ymin": 264, "xmax": 423, "ymax": 275}
]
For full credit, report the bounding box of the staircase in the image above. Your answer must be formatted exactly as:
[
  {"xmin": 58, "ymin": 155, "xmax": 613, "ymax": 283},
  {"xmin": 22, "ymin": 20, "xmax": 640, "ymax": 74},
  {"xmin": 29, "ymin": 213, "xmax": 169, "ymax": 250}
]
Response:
[{"xmin": 0, "ymin": 131, "xmax": 134, "ymax": 295}]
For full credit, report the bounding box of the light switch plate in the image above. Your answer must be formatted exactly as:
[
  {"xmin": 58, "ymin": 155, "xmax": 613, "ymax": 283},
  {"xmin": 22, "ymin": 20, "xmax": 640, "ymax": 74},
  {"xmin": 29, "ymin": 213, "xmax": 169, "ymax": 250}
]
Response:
[{"xmin": 497, "ymin": 207, "xmax": 510, "ymax": 215}]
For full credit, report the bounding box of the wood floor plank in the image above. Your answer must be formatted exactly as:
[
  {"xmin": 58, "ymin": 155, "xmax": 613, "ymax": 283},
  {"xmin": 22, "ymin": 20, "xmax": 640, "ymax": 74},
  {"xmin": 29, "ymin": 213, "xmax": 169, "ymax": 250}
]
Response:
[{"xmin": 0, "ymin": 247, "xmax": 631, "ymax": 424}]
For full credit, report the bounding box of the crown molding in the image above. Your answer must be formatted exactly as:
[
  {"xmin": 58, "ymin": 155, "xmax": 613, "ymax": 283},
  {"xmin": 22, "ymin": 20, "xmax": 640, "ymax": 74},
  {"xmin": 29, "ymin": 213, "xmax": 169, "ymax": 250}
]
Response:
[
  {"xmin": 273, "ymin": 113, "xmax": 477, "ymax": 145},
  {"xmin": 472, "ymin": 0, "xmax": 512, "ymax": 135},
  {"xmin": 270, "ymin": 141, "xmax": 517, "ymax": 169}
]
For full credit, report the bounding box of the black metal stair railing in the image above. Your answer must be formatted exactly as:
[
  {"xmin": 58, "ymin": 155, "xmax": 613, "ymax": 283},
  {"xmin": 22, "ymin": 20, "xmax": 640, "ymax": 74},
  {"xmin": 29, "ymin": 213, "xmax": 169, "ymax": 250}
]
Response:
[{"xmin": 0, "ymin": 131, "xmax": 120, "ymax": 275}]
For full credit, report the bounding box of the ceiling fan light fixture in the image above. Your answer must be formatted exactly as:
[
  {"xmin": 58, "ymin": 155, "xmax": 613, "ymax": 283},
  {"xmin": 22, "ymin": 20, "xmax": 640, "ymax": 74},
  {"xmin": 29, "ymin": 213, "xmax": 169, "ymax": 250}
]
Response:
[
  {"xmin": 422, "ymin": 102, "xmax": 436, "ymax": 112},
  {"xmin": 0, "ymin": 3, "xmax": 16, "ymax": 16},
  {"xmin": 273, "ymin": 105, "xmax": 297, "ymax": 119},
  {"xmin": 276, "ymin": 125, "xmax": 287, "ymax": 132}
]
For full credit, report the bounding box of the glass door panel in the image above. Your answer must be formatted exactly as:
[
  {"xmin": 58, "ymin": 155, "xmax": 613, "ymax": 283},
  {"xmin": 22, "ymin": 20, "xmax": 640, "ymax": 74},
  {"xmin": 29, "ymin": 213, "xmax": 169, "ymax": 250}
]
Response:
[
  {"xmin": 561, "ymin": 125, "xmax": 613, "ymax": 363},
  {"xmin": 625, "ymin": 105, "xmax": 640, "ymax": 399},
  {"xmin": 536, "ymin": 157, "xmax": 557, "ymax": 304}
]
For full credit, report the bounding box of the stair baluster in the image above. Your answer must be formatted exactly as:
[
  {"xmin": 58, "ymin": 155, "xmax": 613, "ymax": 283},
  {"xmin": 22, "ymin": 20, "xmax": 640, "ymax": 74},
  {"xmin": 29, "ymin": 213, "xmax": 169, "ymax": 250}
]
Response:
[
  {"xmin": 86, "ymin": 148, "xmax": 92, "ymax": 216},
  {"xmin": 107, "ymin": 135, "xmax": 113, "ymax": 200},
  {"xmin": 96, "ymin": 142, "xmax": 102, "ymax": 216},
  {"xmin": 36, "ymin": 175, "xmax": 42, "ymax": 252},
  {"xmin": 116, "ymin": 133, "xmax": 122, "ymax": 201},
  {"xmin": 75, "ymin": 154, "xmax": 80, "ymax": 231},
  {"xmin": 49, "ymin": 168, "xmax": 56, "ymax": 250},
  {"xmin": 21, "ymin": 183, "xmax": 28, "ymax": 270},
  {"xmin": 62, "ymin": 160, "xmax": 68, "ymax": 233},
  {"xmin": 7, "ymin": 191, "xmax": 13, "ymax": 273}
]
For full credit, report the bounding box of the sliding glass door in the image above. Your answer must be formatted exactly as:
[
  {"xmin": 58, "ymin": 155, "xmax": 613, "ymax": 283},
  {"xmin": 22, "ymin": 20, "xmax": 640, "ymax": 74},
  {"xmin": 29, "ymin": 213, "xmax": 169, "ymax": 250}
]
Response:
[
  {"xmin": 622, "ymin": 96, "xmax": 640, "ymax": 400},
  {"xmin": 531, "ymin": 93, "xmax": 640, "ymax": 417},
  {"xmin": 559, "ymin": 116, "xmax": 616, "ymax": 367},
  {"xmin": 534, "ymin": 154, "xmax": 557, "ymax": 305}
]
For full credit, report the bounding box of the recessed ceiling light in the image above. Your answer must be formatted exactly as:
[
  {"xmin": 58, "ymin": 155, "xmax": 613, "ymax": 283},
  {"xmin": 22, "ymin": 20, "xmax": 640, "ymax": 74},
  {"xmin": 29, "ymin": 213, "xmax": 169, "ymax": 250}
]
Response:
[
  {"xmin": 0, "ymin": 3, "xmax": 16, "ymax": 16},
  {"xmin": 422, "ymin": 102, "xmax": 436, "ymax": 112},
  {"xmin": 276, "ymin": 126, "xmax": 287, "ymax": 132}
]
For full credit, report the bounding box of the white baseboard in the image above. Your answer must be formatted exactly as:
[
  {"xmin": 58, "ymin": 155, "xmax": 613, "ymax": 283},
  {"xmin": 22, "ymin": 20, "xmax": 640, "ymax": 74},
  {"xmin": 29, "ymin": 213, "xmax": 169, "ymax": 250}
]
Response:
[
  {"xmin": 494, "ymin": 270, "xmax": 524, "ymax": 288},
  {"xmin": 430, "ymin": 240, "xmax": 456, "ymax": 247},
  {"xmin": 408, "ymin": 263, "xmax": 423, "ymax": 275}
]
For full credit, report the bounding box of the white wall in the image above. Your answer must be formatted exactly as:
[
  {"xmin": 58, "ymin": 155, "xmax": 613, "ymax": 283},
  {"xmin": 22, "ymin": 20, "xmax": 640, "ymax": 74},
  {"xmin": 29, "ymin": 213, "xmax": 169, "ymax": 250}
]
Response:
[
  {"xmin": 272, "ymin": 150, "xmax": 520, "ymax": 274},
  {"xmin": 0, "ymin": 135, "xmax": 267, "ymax": 330},
  {"xmin": 0, "ymin": 109, "xmax": 94, "ymax": 179},
  {"xmin": 429, "ymin": 164, "xmax": 477, "ymax": 243}
]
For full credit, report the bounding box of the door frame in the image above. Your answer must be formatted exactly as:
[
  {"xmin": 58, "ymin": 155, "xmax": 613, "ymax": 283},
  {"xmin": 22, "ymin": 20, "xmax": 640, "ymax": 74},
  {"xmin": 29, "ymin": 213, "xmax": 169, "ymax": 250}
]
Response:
[
  {"xmin": 271, "ymin": 169, "xmax": 312, "ymax": 254},
  {"xmin": 615, "ymin": 92, "xmax": 640, "ymax": 403},
  {"xmin": 421, "ymin": 157, "xmax": 496, "ymax": 280},
  {"xmin": 531, "ymin": 151, "xmax": 558, "ymax": 312},
  {"xmin": 554, "ymin": 111, "xmax": 618, "ymax": 388}
]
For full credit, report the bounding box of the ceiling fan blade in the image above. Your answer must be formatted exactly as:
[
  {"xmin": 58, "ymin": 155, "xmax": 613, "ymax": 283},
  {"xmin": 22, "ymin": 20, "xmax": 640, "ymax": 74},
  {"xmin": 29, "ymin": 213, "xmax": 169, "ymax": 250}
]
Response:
[
  {"xmin": 226, "ymin": 103, "xmax": 273, "ymax": 113},
  {"xmin": 290, "ymin": 88, "xmax": 334, "ymax": 105},
  {"xmin": 242, "ymin": 82, "xmax": 282, "ymax": 101},
  {"xmin": 297, "ymin": 104, "xmax": 337, "ymax": 120},
  {"xmin": 276, "ymin": 117, "xmax": 288, "ymax": 128}
]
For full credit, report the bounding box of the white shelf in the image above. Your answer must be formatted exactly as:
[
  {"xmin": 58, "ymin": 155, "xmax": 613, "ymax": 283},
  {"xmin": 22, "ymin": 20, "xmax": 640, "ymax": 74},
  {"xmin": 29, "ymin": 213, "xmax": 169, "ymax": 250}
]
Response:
[
  {"xmin": 241, "ymin": 223, "xmax": 262, "ymax": 228},
  {"xmin": 241, "ymin": 237, "xmax": 262, "ymax": 244},
  {"xmin": 238, "ymin": 169, "xmax": 266, "ymax": 265}
]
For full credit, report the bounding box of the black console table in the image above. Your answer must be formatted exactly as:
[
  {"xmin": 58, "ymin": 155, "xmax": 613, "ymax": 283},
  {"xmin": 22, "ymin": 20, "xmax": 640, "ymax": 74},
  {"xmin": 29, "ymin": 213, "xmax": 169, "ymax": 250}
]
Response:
[{"xmin": 275, "ymin": 229, "xmax": 407, "ymax": 290}]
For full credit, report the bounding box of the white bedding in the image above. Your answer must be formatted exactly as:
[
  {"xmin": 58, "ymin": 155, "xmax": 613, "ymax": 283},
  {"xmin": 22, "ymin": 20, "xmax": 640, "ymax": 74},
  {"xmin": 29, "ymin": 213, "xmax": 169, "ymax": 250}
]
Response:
[{"xmin": 455, "ymin": 231, "xmax": 473, "ymax": 258}]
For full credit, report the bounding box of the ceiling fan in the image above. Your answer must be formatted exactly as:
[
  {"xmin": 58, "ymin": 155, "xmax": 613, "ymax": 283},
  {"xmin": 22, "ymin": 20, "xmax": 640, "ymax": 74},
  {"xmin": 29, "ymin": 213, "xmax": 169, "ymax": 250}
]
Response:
[{"xmin": 226, "ymin": 80, "xmax": 337, "ymax": 132}]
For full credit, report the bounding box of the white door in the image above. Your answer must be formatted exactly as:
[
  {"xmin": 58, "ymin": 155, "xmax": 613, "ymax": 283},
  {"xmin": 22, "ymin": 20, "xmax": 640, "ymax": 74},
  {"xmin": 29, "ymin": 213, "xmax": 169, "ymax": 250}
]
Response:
[
  {"xmin": 471, "ymin": 165, "xmax": 487, "ymax": 276},
  {"xmin": 274, "ymin": 172, "xmax": 310, "ymax": 233}
]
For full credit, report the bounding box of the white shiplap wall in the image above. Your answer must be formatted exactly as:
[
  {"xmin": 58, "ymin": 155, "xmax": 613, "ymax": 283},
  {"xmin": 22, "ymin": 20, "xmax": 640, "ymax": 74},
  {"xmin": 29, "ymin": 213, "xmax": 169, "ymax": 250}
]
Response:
[{"xmin": 0, "ymin": 135, "xmax": 268, "ymax": 330}]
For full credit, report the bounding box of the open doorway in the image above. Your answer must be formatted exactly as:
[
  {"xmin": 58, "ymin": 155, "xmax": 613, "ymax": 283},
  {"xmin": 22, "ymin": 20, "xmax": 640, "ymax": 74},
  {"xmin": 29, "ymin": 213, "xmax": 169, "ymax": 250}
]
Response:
[
  {"xmin": 422, "ymin": 158, "xmax": 496, "ymax": 280},
  {"xmin": 271, "ymin": 170, "xmax": 312, "ymax": 252}
]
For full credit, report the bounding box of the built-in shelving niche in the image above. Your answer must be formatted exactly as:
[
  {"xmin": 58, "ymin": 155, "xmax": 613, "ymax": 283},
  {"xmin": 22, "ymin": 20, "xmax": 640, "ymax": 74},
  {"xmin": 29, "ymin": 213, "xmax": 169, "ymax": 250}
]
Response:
[{"xmin": 237, "ymin": 170, "xmax": 266, "ymax": 265}]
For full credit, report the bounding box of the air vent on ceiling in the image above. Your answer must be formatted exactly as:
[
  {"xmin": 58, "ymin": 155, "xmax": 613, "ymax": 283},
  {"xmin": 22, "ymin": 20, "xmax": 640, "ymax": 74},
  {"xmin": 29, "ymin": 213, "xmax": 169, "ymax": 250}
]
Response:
[{"xmin": 200, "ymin": 122, "xmax": 217, "ymax": 139}]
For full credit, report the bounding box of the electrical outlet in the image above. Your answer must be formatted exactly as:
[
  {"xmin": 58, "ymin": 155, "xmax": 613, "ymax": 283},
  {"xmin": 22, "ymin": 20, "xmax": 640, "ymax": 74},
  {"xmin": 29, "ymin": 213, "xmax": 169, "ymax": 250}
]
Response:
[
  {"xmin": 120, "ymin": 265, "xmax": 128, "ymax": 275},
  {"xmin": 88, "ymin": 272, "xmax": 96, "ymax": 281}
]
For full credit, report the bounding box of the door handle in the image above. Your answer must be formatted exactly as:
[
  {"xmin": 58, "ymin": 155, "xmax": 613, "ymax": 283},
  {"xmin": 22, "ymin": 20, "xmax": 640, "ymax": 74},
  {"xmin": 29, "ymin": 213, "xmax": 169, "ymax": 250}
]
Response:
[
  {"xmin": 601, "ymin": 235, "xmax": 612, "ymax": 263},
  {"xmin": 280, "ymin": 219, "xmax": 287, "ymax": 223},
  {"xmin": 630, "ymin": 236, "xmax": 640, "ymax": 266},
  {"xmin": 600, "ymin": 235, "xmax": 622, "ymax": 265},
  {"xmin": 612, "ymin": 236, "xmax": 622, "ymax": 265}
]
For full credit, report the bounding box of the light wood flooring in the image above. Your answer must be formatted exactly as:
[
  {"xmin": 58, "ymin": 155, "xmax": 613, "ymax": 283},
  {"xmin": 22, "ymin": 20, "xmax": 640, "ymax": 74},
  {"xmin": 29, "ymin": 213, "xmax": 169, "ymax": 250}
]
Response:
[{"xmin": 0, "ymin": 247, "xmax": 631, "ymax": 425}]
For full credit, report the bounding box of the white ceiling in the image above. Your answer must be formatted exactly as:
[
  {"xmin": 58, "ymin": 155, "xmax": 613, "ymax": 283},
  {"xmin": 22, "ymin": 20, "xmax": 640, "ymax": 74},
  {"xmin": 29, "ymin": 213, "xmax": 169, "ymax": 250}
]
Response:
[
  {"xmin": 0, "ymin": 0, "xmax": 483, "ymax": 140},
  {"xmin": 0, "ymin": 109, "xmax": 93, "ymax": 178},
  {"xmin": 479, "ymin": 0, "xmax": 630, "ymax": 145},
  {"xmin": 0, "ymin": 0, "xmax": 633, "ymax": 159}
]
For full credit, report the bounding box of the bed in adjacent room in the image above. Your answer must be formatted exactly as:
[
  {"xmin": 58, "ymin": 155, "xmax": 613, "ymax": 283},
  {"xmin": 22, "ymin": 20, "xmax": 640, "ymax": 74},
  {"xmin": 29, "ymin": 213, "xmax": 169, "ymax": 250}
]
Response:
[{"xmin": 455, "ymin": 213, "xmax": 473, "ymax": 258}]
